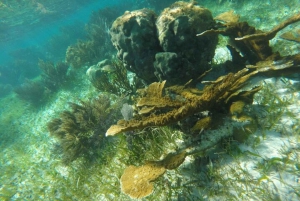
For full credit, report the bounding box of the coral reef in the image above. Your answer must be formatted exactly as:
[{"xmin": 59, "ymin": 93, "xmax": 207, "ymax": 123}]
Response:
[
  {"xmin": 47, "ymin": 94, "xmax": 124, "ymax": 163},
  {"xmin": 3, "ymin": 1, "xmax": 300, "ymax": 200},
  {"xmin": 154, "ymin": 1, "xmax": 218, "ymax": 85},
  {"xmin": 121, "ymin": 162, "xmax": 166, "ymax": 199},
  {"xmin": 13, "ymin": 60, "xmax": 71, "ymax": 105},
  {"xmin": 110, "ymin": 9, "xmax": 161, "ymax": 83},
  {"xmin": 197, "ymin": 12, "xmax": 300, "ymax": 65},
  {"xmin": 110, "ymin": 1, "xmax": 218, "ymax": 85},
  {"xmin": 65, "ymin": 40, "xmax": 99, "ymax": 69},
  {"xmin": 120, "ymin": 149, "xmax": 187, "ymax": 199},
  {"xmin": 105, "ymin": 11, "xmax": 300, "ymax": 198},
  {"xmin": 120, "ymin": 115, "xmax": 247, "ymax": 199},
  {"xmin": 106, "ymin": 57, "xmax": 300, "ymax": 136},
  {"xmin": 45, "ymin": 22, "xmax": 86, "ymax": 60}
]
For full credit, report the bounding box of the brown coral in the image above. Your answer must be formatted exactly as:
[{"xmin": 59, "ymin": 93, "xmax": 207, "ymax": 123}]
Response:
[
  {"xmin": 106, "ymin": 59, "xmax": 300, "ymax": 136},
  {"xmin": 214, "ymin": 10, "xmax": 240, "ymax": 25},
  {"xmin": 235, "ymin": 13, "xmax": 300, "ymax": 41},
  {"xmin": 120, "ymin": 162, "xmax": 166, "ymax": 199},
  {"xmin": 120, "ymin": 150, "xmax": 187, "ymax": 199},
  {"xmin": 197, "ymin": 12, "xmax": 300, "ymax": 64}
]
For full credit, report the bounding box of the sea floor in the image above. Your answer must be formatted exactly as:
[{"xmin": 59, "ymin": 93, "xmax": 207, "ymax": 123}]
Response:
[{"xmin": 1, "ymin": 75, "xmax": 299, "ymax": 200}]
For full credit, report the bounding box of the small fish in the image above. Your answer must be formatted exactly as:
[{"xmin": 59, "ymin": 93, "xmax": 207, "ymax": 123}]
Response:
[{"xmin": 101, "ymin": 65, "xmax": 116, "ymax": 72}]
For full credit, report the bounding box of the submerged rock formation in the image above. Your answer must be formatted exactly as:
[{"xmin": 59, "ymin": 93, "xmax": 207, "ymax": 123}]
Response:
[
  {"xmin": 110, "ymin": 9, "xmax": 161, "ymax": 83},
  {"xmin": 110, "ymin": 1, "xmax": 218, "ymax": 85},
  {"xmin": 154, "ymin": 1, "xmax": 218, "ymax": 85}
]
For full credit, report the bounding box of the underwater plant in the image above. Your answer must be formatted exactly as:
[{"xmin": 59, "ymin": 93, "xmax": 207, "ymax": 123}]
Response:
[
  {"xmin": 39, "ymin": 60, "xmax": 70, "ymax": 92},
  {"xmin": 86, "ymin": 58, "xmax": 144, "ymax": 96},
  {"xmin": 45, "ymin": 22, "xmax": 87, "ymax": 60},
  {"xmin": 1, "ymin": 47, "xmax": 43, "ymax": 86},
  {"xmin": 65, "ymin": 7, "xmax": 120, "ymax": 69},
  {"xmin": 65, "ymin": 40, "xmax": 98, "ymax": 69},
  {"xmin": 47, "ymin": 94, "xmax": 124, "ymax": 163},
  {"xmin": 13, "ymin": 60, "xmax": 71, "ymax": 105},
  {"xmin": 14, "ymin": 79, "xmax": 47, "ymax": 105}
]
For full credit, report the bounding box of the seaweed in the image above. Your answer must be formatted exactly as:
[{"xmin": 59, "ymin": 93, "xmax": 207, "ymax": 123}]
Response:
[
  {"xmin": 47, "ymin": 94, "xmax": 124, "ymax": 164},
  {"xmin": 14, "ymin": 79, "xmax": 46, "ymax": 105},
  {"xmin": 38, "ymin": 60, "xmax": 70, "ymax": 92},
  {"xmin": 89, "ymin": 59, "xmax": 143, "ymax": 96},
  {"xmin": 65, "ymin": 7, "xmax": 120, "ymax": 68}
]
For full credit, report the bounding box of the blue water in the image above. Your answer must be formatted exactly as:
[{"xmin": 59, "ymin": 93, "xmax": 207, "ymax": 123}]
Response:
[
  {"xmin": 0, "ymin": 0, "xmax": 137, "ymax": 88},
  {"xmin": 0, "ymin": 0, "xmax": 122, "ymax": 63}
]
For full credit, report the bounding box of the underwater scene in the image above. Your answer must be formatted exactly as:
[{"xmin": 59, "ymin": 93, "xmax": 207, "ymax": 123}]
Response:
[{"xmin": 0, "ymin": 0, "xmax": 300, "ymax": 200}]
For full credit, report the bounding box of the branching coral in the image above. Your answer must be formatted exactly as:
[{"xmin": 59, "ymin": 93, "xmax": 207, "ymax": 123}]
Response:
[
  {"xmin": 47, "ymin": 94, "xmax": 123, "ymax": 163},
  {"xmin": 235, "ymin": 13, "xmax": 300, "ymax": 41},
  {"xmin": 197, "ymin": 12, "xmax": 300, "ymax": 64},
  {"xmin": 106, "ymin": 58, "xmax": 300, "ymax": 136}
]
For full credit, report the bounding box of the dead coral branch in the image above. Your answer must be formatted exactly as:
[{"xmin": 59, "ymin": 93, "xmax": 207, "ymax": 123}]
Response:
[{"xmin": 197, "ymin": 12, "xmax": 300, "ymax": 64}]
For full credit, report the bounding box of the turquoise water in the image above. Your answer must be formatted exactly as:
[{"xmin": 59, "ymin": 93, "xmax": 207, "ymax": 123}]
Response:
[{"xmin": 0, "ymin": 0, "xmax": 300, "ymax": 200}]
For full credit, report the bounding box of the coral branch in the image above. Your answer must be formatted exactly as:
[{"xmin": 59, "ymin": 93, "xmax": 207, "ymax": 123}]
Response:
[
  {"xmin": 235, "ymin": 13, "xmax": 300, "ymax": 41},
  {"xmin": 106, "ymin": 58, "xmax": 300, "ymax": 136}
]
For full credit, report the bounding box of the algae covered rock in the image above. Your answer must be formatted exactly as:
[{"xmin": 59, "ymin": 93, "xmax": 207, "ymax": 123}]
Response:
[{"xmin": 110, "ymin": 9, "xmax": 161, "ymax": 83}]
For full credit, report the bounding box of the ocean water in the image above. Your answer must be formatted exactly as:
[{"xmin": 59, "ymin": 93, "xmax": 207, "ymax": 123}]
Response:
[{"xmin": 0, "ymin": 0, "xmax": 300, "ymax": 200}]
